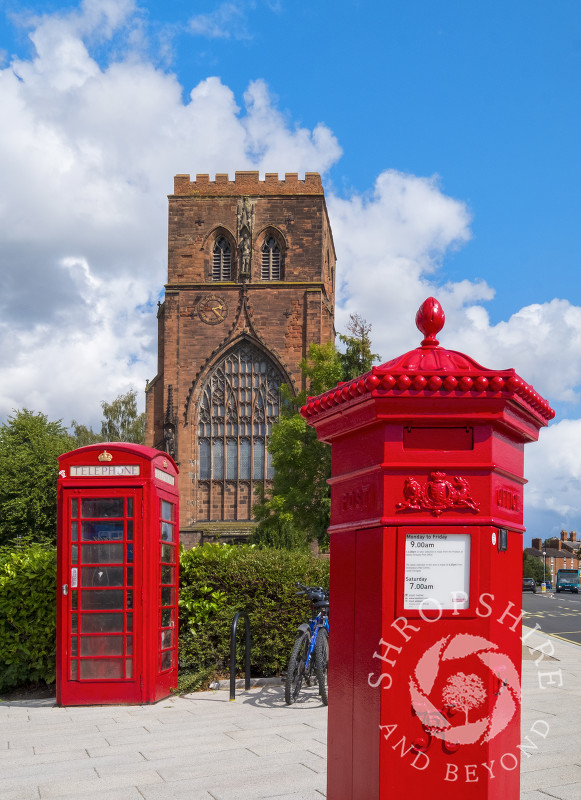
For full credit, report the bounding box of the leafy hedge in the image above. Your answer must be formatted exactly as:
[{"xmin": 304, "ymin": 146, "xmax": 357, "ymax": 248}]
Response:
[
  {"xmin": 178, "ymin": 544, "xmax": 329, "ymax": 678},
  {"xmin": 0, "ymin": 542, "xmax": 328, "ymax": 693},
  {"xmin": 0, "ymin": 543, "xmax": 57, "ymax": 692}
]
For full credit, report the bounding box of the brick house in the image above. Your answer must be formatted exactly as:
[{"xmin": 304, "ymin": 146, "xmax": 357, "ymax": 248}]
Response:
[
  {"xmin": 525, "ymin": 533, "xmax": 581, "ymax": 579},
  {"xmin": 145, "ymin": 172, "xmax": 336, "ymax": 545}
]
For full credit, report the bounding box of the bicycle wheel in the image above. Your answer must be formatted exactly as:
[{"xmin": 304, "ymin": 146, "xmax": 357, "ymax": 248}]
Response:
[
  {"xmin": 314, "ymin": 627, "xmax": 329, "ymax": 706},
  {"xmin": 285, "ymin": 631, "xmax": 310, "ymax": 705}
]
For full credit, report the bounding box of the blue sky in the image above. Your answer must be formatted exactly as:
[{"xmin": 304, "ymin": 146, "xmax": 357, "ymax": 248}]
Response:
[{"xmin": 0, "ymin": 0, "xmax": 580, "ymax": 543}]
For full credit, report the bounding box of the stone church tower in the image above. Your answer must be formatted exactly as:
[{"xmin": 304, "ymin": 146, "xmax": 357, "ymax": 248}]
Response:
[{"xmin": 145, "ymin": 171, "xmax": 336, "ymax": 545}]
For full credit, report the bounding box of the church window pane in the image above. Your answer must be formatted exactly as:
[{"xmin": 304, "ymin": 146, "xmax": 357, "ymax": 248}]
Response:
[
  {"xmin": 253, "ymin": 441, "xmax": 264, "ymax": 479},
  {"xmin": 226, "ymin": 440, "xmax": 238, "ymax": 480},
  {"xmin": 212, "ymin": 440, "xmax": 224, "ymax": 479},
  {"xmin": 240, "ymin": 439, "xmax": 251, "ymax": 479},
  {"xmin": 213, "ymin": 237, "xmax": 232, "ymax": 281},
  {"xmin": 200, "ymin": 440, "xmax": 210, "ymax": 479}
]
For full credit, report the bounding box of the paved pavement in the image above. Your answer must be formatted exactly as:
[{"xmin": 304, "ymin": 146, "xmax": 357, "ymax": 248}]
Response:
[{"xmin": 1, "ymin": 626, "xmax": 580, "ymax": 800}]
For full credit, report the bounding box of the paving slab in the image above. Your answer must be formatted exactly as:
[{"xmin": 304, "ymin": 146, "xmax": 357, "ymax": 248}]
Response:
[{"xmin": 1, "ymin": 628, "xmax": 580, "ymax": 799}]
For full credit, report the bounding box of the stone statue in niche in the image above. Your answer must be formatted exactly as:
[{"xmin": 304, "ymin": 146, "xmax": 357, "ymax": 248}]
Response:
[{"xmin": 238, "ymin": 197, "xmax": 255, "ymax": 280}]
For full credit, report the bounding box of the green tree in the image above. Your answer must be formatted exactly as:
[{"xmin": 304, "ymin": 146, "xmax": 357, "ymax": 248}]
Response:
[
  {"xmin": 338, "ymin": 313, "xmax": 379, "ymax": 381},
  {"xmin": 252, "ymin": 317, "xmax": 378, "ymax": 549},
  {"xmin": 0, "ymin": 410, "xmax": 73, "ymax": 546},
  {"xmin": 99, "ymin": 390, "xmax": 145, "ymax": 444},
  {"xmin": 70, "ymin": 421, "xmax": 104, "ymax": 447},
  {"xmin": 523, "ymin": 553, "xmax": 551, "ymax": 584}
]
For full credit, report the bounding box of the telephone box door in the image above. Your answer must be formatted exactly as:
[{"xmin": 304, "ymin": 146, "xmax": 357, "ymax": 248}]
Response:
[{"xmin": 59, "ymin": 488, "xmax": 142, "ymax": 705}]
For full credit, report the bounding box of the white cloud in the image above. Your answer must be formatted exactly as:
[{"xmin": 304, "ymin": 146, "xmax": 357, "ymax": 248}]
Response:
[
  {"xmin": 526, "ymin": 420, "xmax": 581, "ymax": 527},
  {"xmin": 328, "ymin": 170, "xmax": 480, "ymax": 359},
  {"xmin": 189, "ymin": 2, "xmax": 249, "ymax": 40},
  {"xmin": 0, "ymin": 0, "xmax": 341, "ymax": 428}
]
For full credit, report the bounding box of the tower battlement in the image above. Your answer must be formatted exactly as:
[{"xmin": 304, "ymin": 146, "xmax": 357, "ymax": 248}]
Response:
[{"xmin": 172, "ymin": 171, "xmax": 323, "ymax": 197}]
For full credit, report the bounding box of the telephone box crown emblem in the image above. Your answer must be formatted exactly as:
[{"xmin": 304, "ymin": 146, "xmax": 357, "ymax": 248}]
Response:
[{"xmin": 98, "ymin": 450, "xmax": 113, "ymax": 462}]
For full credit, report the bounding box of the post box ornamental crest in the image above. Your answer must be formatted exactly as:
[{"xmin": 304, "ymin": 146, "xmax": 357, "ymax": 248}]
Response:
[
  {"xmin": 301, "ymin": 298, "xmax": 554, "ymax": 800},
  {"xmin": 302, "ymin": 297, "xmax": 554, "ymax": 521}
]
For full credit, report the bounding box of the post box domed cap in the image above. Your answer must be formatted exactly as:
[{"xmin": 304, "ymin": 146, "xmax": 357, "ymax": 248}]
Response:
[{"xmin": 300, "ymin": 296, "xmax": 555, "ymax": 424}]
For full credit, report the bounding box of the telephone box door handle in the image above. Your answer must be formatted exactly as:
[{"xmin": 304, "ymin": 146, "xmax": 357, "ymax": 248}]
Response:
[{"xmin": 62, "ymin": 584, "xmax": 69, "ymax": 596}]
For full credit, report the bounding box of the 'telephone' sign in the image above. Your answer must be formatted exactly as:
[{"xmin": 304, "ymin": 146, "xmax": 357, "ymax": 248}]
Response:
[{"xmin": 70, "ymin": 465, "xmax": 141, "ymax": 477}]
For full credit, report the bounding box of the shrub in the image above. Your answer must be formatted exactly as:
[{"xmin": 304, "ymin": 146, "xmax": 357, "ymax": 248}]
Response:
[
  {"xmin": 0, "ymin": 543, "xmax": 57, "ymax": 692},
  {"xmin": 0, "ymin": 541, "xmax": 330, "ymax": 694},
  {"xmin": 179, "ymin": 544, "xmax": 329, "ymax": 677}
]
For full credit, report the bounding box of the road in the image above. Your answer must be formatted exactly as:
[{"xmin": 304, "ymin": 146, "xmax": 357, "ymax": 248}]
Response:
[{"xmin": 522, "ymin": 588, "xmax": 581, "ymax": 646}]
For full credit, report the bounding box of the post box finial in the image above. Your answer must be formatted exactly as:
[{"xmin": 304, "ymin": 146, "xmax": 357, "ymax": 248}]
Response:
[{"xmin": 416, "ymin": 297, "xmax": 445, "ymax": 347}]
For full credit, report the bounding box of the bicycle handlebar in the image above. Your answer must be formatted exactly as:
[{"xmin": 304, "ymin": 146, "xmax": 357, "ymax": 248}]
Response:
[{"xmin": 294, "ymin": 581, "xmax": 328, "ymax": 605}]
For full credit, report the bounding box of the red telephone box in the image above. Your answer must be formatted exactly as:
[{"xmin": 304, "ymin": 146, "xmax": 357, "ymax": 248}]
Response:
[
  {"xmin": 56, "ymin": 443, "xmax": 179, "ymax": 705},
  {"xmin": 301, "ymin": 298, "xmax": 553, "ymax": 800}
]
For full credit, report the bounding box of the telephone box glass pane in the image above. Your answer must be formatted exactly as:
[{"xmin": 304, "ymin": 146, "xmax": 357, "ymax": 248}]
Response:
[
  {"xmin": 81, "ymin": 590, "xmax": 124, "ymax": 610},
  {"xmin": 127, "ymin": 543, "xmax": 133, "ymax": 562},
  {"xmin": 126, "ymin": 636, "xmax": 133, "ymax": 655},
  {"xmin": 126, "ymin": 520, "xmax": 133, "ymax": 540},
  {"xmin": 72, "ymin": 498, "xmax": 78, "ymax": 517},
  {"xmin": 161, "ymin": 608, "xmax": 173, "ymax": 627},
  {"xmin": 71, "ymin": 637, "xmax": 78, "ymax": 656},
  {"xmin": 71, "ymin": 590, "xmax": 78, "ymax": 610},
  {"xmin": 160, "ymin": 651, "xmax": 173, "ymax": 671},
  {"xmin": 127, "ymin": 498, "xmax": 133, "ymax": 517},
  {"xmin": 72, "ymin": 545, "xmax": 78, "ymax": 564},
  {"xmin": 81, "ymin": 544, "xmax": 123, "ymax": 564},
  {"xmin": 161, "ymin": 544, "xmax": 172, "ymax": 562},
  {"xmin": 80, "ymin": 659, "xmax": 123, "ymax": 679},
  {"xmin": 126, "ymin": 567, "xmax": 133, "ymax": 585},
  {"xmin": 70, "ymin": 661, "xmax": 77, "ymax": 679},
  {"xmin": 80, "ymin": 636, "xmax": 123, "ymax": 656},
  {"xmin": 81, "ymin": 498, "xmax": 124, "ymax": 518},
  {"xmin": 71, "ymin": 613, "xmax": 78, "ymax": 633},
  {"xmin": 127, "ymin": 613, "xmax": 133, "ymax": 632},
  {"xmin": 161, "ymin": 501, "xmax": 173, "ymax": 521},
  {"xmin": 161, "ymin": 522, "xmax": 173, "ymax": 542},
  {"xmin": 81, "ymin": 567, "xmax": 124, "ymax": 587},
  {"xmin": 161, "ymin": 587, "xmax": 173, "ymax": 606},
  {"xmin": 80, "ymin": 613, "xmax": 124, "ymax": 633},
  {"xmin": 126, "ymin": 659, "xmax": 133, "ymax": 678},
  {"xmin": 160, "ymin": 629, "xmax": 173, "ymax": 649},
  {"xmin": 71, "ymin": 522, "xmax": 78, "ymax": 542},
  {"xmin": 81, "ymin": 521, "xmax": 124, "ymax": 541},
  {"xmin": 161, "ymin": 565, "xmax": 173, "ymax": 585}
]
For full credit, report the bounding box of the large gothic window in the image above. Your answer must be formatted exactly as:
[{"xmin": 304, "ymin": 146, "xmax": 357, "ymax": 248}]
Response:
[
  {"xmin": 197, "ymin": 342, "xmax": 284, "ymax": 521},
  {"xmin": 261, "ymin": 236, "xmax": 282, "ymax": 280},
  {"xmin": 212, "ymin": 237, "xmax": 232, "ymax": 280}
]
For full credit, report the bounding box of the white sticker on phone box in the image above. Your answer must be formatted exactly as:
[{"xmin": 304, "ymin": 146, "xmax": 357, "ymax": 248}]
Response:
[{"xmin": 71, "ymin": 568, "xmax": 78, "ymax": 588}]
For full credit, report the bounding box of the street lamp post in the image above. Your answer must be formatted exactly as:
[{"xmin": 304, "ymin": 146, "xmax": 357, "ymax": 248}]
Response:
[{"xmin": 543, "ymin": 550, "xmax": 547, "ymax": 586}]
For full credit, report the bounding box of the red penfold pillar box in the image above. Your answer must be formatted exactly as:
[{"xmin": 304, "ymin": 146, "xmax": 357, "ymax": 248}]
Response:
[
  {"xmin": 56, "ymin": 443, "xmax": 179, "ymax": 705},
  {"xmin": 301, "ymin": 298, "xmax": 553, "ymax": 800}
]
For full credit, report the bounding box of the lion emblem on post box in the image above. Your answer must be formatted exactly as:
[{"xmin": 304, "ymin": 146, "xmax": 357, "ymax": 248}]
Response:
[{"xmin": 397, "ymin": 472, "xmax": 479, "ymax": 515}]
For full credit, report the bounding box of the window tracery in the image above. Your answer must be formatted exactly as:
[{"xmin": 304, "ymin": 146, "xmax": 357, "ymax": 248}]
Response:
[{"xmin": 197, "ymin": 342, "xmax": 284, "ymax": 520}]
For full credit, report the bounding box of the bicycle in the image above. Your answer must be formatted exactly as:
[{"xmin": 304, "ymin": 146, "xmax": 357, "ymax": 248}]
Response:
[{"xmin": 285, "ymin": 582, "xmax": 329, "ymax": 706}]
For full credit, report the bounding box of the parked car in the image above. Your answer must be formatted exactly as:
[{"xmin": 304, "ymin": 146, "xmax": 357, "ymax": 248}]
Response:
[{"xmin": 523, "ymin": 577, "xmax": 537, "ymax": 593}]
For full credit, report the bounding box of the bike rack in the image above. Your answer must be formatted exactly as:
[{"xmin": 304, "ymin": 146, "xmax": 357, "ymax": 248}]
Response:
[{"xmin": 229, "ymin": 611, "xmax": 251, "ymax": 701}]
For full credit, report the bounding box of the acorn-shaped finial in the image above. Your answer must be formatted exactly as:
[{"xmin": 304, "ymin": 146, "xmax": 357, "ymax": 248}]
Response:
[{"xmin": 415, "ymin": 297, "xmax": 445, "ymax": 347}]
